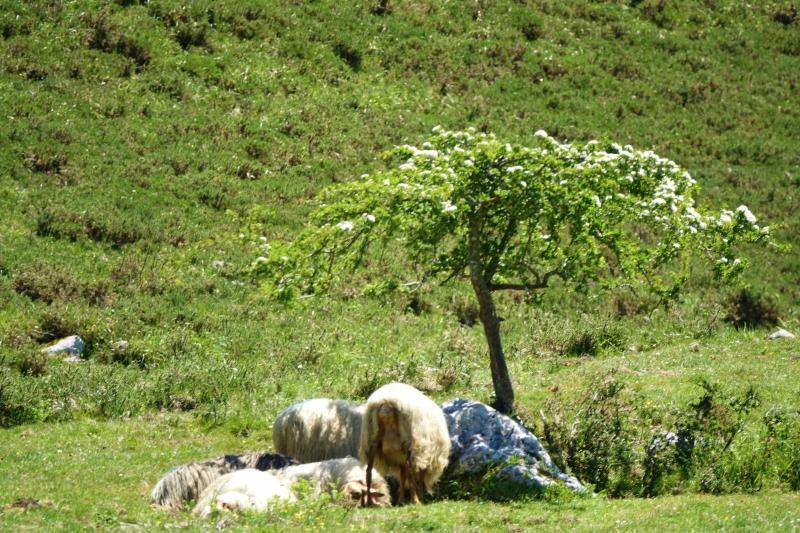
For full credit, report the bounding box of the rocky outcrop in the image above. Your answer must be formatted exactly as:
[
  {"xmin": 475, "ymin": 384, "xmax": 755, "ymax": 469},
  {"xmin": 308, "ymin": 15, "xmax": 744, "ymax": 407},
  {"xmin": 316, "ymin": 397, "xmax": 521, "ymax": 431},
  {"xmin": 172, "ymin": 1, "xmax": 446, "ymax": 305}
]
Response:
[{"xmin": 441, "ymin": 399, "xmax": 584, "ymax": 492}]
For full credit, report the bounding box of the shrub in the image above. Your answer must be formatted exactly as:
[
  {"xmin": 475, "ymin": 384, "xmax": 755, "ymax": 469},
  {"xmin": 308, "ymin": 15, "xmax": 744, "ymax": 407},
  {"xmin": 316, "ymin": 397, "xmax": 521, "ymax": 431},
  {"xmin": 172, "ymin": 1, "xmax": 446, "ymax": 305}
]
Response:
[
  {"xmin": 173, "ymin": 22, "xmax": 209, "ymax": 50},
  {"xmin": 541, "ymin": 376, "xmax": 774, "ymax": 497},
  {"xmin": 541, "ymin": 375, "xmax": 640, "ymax": 496},
  {"xmin": 85, "ymin": 12, "xmax": 151, "ymax": 69},
  {"xmin": 510, "ymin": 9, "xmax": 544, "ymax": 41},
  {"xmin": 332, "ymin": 43, "xmax": 362, "ymax": 71},
  {"xmin": 561, "ymin": 318, "xmax": 628, "ymax": 357},
  {"xmin": 16, "ymin": 349, "xmax": 49, "ymax": 377},
  {"xmin": 13, "ymin": 263, "xmax": 110, "ymax": 306},
  {"xmin": 723, "ymin": 288, "xmax": 779, "ymax": 329},
  {"xmin": 35, "ymin": 205, "xmax": 150, "ymax": 247},
  {"xmin": 25, "ymin": 151, "xmax": 67, "ymax": 174},
  {"xmin": 0, "ymin": 369, "xmax": 40, "ymax": 427}
]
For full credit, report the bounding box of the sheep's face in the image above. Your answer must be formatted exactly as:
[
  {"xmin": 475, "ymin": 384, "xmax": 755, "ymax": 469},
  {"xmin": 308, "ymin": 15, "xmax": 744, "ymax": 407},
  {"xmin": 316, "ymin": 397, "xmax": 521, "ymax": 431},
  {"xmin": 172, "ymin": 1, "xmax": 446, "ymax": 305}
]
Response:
[{"xmin": 342, "ymin": 480, "xmax": 391, "ymax": 508}]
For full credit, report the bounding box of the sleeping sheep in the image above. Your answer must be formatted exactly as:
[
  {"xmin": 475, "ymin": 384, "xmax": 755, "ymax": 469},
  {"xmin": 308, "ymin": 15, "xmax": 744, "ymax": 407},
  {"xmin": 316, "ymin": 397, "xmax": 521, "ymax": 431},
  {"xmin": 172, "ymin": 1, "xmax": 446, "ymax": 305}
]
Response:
[
  {"xmin": 192, "ymin": 456, "xmax": 391, "ymax": 518},
  {"xmin": 359, "ymin": 383, "xmax": 450, "ymax": 505},
  {"xmin": 151, "ymin": 452, "xmax": 296, "ymax": 510},
  {"xmin": 272, "ymin": 399, "xmax": 364, "ymax": 463}
]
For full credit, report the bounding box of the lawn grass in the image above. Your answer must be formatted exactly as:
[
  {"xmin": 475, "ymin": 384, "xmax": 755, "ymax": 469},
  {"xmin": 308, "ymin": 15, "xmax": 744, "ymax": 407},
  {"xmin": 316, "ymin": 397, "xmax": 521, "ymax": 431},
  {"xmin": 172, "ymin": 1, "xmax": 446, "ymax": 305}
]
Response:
[
  {"xmin": 1, "ymin": 0, "xmax": 799, "ymax": 529},
  {"xmin": 3, "ymin": 405, "xmax": 800, "ymax": 531}
]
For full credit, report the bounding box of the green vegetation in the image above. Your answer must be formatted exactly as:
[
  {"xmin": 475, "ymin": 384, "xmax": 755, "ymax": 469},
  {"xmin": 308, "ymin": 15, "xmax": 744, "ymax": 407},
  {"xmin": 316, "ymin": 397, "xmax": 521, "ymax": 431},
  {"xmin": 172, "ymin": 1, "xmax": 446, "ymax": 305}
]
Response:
[
  {"xmin": 258, "ymin": 128, "xmax": 769, "ymax": 413},
  {"xmin": 0, "ymin": 0, "xmax": 798, "ymax": 529}
]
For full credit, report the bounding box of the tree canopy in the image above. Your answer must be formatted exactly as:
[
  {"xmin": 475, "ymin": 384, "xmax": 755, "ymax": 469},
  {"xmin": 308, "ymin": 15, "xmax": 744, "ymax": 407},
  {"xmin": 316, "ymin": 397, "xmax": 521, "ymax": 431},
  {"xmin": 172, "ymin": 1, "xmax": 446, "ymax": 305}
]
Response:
[{"xmin": 255, "ymin": 128, "xmax": 771, "ymax": 412}]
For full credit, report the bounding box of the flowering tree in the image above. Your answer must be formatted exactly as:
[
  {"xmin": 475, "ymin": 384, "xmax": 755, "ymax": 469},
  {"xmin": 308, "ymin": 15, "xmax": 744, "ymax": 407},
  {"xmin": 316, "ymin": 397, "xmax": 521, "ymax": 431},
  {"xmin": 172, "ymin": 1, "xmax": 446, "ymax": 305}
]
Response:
[{"xmin": 255, "ymin": 128, "xmax": 770, "ymax": 413}]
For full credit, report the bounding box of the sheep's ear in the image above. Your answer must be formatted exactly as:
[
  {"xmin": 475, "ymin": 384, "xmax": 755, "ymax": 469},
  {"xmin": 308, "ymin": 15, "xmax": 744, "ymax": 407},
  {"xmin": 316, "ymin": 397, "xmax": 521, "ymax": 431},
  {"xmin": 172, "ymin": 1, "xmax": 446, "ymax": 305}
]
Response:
[{"xmin": 341, "ymin": 481, "xmax": 365, "ymax": 496}]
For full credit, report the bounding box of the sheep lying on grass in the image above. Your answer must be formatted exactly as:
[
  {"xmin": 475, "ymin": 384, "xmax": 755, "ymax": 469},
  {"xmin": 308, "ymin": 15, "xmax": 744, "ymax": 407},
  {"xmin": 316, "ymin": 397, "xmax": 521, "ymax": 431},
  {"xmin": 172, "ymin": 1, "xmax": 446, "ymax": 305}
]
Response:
[
  {"xmin": 151, "ymin": 452, "xmax": 297, "ymax": 510},
  {"xmin": 191, "ymin": 469, "xmax": 292, "ymax": 518},
  {"xmin": 360, "ymin": 383, "xmax": 450, "ymax": 505},
  {"xmin": 273, "ymin": 399, "xmax": 364, "ymax": 463},
  {"xmin": 192, "ymin": 457, "xmax": 391, "ymax": 518}
]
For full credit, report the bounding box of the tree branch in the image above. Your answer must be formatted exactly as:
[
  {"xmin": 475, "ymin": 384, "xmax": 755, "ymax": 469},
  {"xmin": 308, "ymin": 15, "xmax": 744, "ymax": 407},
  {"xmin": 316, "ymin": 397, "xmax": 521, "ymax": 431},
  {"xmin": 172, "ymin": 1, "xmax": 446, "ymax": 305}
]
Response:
[
  {"xmin": 484, "ymin": 216, "xmax": 517, "ymax": 280},
  {"xmin": 440, "ymin": 261, "xmax": 468, "ymax": 286},
  {"xmin": 489, "ymin": 268, "xmax": 565, "ymax": 292}
]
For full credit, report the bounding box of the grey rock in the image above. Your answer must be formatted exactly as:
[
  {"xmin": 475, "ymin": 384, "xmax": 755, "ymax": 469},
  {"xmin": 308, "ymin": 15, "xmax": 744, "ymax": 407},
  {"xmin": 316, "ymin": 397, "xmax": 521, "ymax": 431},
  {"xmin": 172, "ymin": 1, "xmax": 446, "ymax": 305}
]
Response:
[
  {"xmin": 111, "ymin": 340, "xmax": 130, "ymax": 351},
  {"xmin": 767, "ymin": 328, "xmax": 796, "ymax": 340},
  {"xmin": 646, "ymin": 431, "xmax": 680, "ymax": 455},
  {"xmin": 440, "ymin": 399, "xmax": 584, "ymax": 492},
  {"xmin": 41, "ymin": 335, "xmax": 85, "ymax": 356}
]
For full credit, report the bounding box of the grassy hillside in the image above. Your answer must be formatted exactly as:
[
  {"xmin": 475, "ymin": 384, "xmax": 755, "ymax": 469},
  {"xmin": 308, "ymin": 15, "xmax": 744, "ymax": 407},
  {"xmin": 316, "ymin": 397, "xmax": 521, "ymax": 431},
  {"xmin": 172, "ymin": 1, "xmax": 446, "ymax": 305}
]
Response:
[{"xmin": 1, "ymin": 0, "xmax": 799, "ymax": 529}]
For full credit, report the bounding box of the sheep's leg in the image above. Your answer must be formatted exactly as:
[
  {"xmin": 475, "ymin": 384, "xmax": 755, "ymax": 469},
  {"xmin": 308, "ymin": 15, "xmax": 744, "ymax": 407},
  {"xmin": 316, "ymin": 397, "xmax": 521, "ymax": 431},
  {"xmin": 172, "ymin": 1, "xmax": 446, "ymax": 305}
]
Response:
[
  {"xmin": 408, "ymin": 471, "xmax": 421, "ymax": 505},
  {"xmin": 404, "ymin": 446, "xmax": 421, "ymax": 505},
  {"xmin": 398, "ymin": 465, "xmax": 407, "ymax": 505},
  {"xmin": 365, "ymin": 447, "xmax": 376, "ymax": 507}
]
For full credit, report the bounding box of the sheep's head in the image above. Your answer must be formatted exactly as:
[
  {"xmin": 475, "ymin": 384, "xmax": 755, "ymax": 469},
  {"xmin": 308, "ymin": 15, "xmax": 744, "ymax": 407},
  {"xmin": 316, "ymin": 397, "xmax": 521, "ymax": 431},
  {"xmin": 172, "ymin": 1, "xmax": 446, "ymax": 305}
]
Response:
[{"xmin": 341, "ymin": 480, "xmax": 391, "ymax": 508}]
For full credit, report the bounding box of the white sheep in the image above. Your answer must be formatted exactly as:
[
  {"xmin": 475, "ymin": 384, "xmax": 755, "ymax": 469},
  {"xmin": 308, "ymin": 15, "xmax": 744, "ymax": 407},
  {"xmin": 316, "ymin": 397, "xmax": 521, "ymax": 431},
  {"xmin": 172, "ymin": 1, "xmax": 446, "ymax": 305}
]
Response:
[
  {"xmin": 273, "ymin": 399, "xmax": 364, "ymax": 463},
  {"xmin": 359, "ymin": 383, "xmax": 450, "ymax": 505},
  {"xmin": 192, "ymin": 457, "xmax": 391, "ymax": 518},
  {"xmin": 192, "ymin": 469, "xmax": 292, "ymax": 518},
  {"xmin": 151, "ymin": 452, "xmax": 296, "ymax": 510}
]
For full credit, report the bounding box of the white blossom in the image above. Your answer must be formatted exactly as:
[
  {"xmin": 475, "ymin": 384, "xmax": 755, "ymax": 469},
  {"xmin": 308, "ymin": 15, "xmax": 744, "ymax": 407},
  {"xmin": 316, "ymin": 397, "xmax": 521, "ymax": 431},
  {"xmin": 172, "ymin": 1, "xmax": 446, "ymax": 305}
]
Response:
[
  {"xmin": 442, "ymin": 201, "xmax": 457, "ymax": 213},
  {"xmin": 534, "ymin": 129, "xmax": 548, "ymax": 138},
  {"xmin": 337, "ymin": 220, "xmax": 354, "ymax": 231},
  {"xmin": 507, "ymin": 166, "xmax": 523, "ymax": 173},
  {"xmin": 736, "ymin": 205, "xmax": 757, "ymax": 224},
  {"xmin": 363, "ymin": 213, "xmax": 376, "ymax": 223}
]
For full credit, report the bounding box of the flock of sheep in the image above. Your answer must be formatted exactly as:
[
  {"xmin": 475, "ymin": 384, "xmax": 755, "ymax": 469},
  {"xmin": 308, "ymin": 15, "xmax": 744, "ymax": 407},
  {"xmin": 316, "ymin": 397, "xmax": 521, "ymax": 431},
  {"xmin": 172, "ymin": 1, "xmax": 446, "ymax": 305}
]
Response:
[{"xmin": 151, "ymin": 383, "xmax": 452, "ymax": 517}]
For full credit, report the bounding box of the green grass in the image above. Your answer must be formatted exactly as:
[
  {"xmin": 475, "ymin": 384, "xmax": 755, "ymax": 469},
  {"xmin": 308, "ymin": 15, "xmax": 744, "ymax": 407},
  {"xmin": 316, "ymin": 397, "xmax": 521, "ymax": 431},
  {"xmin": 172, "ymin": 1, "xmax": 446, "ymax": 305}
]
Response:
[
  {"xmin": 2, "ymin": 413, "xmax": 800, "ymax": 531},
  {"xmin": 1, "ymin": 0, "xmax": 799, "ymax": 529}
]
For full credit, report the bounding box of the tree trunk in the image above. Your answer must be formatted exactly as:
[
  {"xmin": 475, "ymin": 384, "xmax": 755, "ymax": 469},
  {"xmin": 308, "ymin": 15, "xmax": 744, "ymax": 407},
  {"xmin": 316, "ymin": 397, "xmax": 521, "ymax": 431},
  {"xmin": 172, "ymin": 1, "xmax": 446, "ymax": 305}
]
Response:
[{"xmin": 468, "ymin": 218, "xmax": 515, "ymax": 414}]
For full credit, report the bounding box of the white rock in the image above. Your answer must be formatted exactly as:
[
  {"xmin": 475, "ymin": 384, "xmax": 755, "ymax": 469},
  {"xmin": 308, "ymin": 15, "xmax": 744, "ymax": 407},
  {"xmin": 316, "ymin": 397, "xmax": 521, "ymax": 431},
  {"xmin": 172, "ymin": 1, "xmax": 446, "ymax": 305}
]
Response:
[
  {"xmin": 767, "ymin": 328, "xmax": 796, "ymax": 340},
  {"xmin": 41, "ymin": 335, "xmax": 85, "ymax": 356},
  {"xmin": 441, "ymin": 399, "xmax": 584, "ymax": 492},
  {"xmin": 62, "ymin": 355, "xmax": 85, "ymax": 363}
]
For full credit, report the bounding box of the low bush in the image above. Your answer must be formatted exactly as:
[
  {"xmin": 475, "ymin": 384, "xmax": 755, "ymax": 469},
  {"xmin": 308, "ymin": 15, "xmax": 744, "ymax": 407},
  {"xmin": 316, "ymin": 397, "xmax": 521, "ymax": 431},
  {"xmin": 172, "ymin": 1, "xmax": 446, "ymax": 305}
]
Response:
[
  {"xmin": 35, "ymin": 205, "xmax": 152, "ymax": 247},
  {"xmin": 13, "ymin": 263, "xmax": 111, "ymax": 306},
  {"xmin": 541, "ymin": 375, "xmax": 796, "ymax": 497},
  {"xmin": 724, "ymin": 288, "xmax": 780, "ymax": 329}
]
